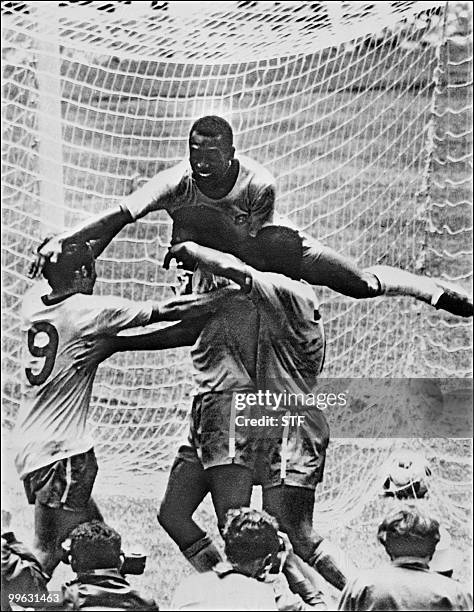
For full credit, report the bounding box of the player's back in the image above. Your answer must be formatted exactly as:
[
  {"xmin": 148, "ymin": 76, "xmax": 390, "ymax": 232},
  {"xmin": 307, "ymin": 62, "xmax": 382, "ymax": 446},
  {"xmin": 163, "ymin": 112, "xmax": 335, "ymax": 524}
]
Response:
[
  {"xmin": 249, "ymin": 271, "xmax": 325, "ymax": 393},
  {"xmin": 190, "ymin": 268, "xmax": 258, "ymax": 394},
  {"xmin": 15, "ymin": 281, "xmax": 152, "ymax": 479}
]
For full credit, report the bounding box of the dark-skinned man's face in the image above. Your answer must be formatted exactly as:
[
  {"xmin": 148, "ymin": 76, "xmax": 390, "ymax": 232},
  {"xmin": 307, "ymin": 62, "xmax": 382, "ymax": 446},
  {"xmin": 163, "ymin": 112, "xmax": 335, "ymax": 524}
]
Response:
[{"xmin": 189, "ymin": 131, "xmax": 234, "ymax": 184}]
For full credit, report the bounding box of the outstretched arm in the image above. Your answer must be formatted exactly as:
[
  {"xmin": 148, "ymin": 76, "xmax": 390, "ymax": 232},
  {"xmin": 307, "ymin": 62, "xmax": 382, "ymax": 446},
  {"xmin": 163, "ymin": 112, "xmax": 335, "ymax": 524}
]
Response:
[
  {"xmin": 30, "ymin": 168, "xmax": 179, "ymax": 277},
  {"xmin": 75, "ymin": 318, "xmax": 206, "ymax": 370},
  {"xmin": 164, "ymin": 242, "xmax": 251, "ymax": 290},
  {"xmin": 29, "ymin": 207, "xmax": 132, "ymax": 277},
  {"xmin": 148, "ymin": 285, "xmax": 241, "ymax": 323}
]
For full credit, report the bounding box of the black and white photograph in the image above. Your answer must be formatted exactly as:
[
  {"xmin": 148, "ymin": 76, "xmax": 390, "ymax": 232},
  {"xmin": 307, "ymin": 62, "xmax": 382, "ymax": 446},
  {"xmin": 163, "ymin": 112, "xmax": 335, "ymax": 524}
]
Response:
[{"xmin": 2, "ymin": 1, "xmax": 473, "ymax": 610}]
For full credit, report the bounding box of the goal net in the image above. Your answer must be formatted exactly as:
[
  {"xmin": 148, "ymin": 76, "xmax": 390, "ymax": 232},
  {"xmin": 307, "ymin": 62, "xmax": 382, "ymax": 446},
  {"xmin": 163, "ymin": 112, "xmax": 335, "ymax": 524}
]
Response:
[{"xmin": 2, "ymin": 1, "xmax": 472, "ymax": 532}]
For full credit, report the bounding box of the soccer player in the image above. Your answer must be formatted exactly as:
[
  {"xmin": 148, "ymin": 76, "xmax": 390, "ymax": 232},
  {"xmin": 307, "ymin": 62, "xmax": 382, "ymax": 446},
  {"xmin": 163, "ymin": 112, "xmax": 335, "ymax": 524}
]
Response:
[
  {"xmin": 14, "ymin": 237, "xmax": 239, "ymax": 579},
  {"xmin": 30, "ymin": 115, "xmax": 473, "ymax": 318},
  {"xmin": 337, "ymin": 507, "xmax": 473, "ymax": 611},
  {"xmin": 77, "ymin": 227, "xmax": 354, "ymax": 598},
  {"xmin": 162, "ymin": 230, "xmax": 355, "ymax": 593}
]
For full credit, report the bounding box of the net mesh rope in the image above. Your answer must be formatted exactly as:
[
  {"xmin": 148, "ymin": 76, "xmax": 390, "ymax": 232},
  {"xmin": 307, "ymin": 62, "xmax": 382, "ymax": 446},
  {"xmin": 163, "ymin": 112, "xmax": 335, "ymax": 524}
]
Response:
[{"xmin": 2, "ymin": 1, "xmax": 472, "ymax": 532}]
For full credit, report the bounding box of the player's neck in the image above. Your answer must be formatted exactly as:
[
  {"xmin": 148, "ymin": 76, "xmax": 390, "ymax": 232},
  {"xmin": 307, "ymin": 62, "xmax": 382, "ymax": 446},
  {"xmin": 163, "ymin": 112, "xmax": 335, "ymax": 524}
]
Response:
[{"xmin": 195, "ymin": 159, "xmax": 239, "ymax": 199}]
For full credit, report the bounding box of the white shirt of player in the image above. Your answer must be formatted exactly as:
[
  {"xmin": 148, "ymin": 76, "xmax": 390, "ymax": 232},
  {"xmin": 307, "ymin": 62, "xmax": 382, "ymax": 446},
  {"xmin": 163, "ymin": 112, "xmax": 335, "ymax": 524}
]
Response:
[{"xmin": 15, "ymin": 281, "xmax": 153, "ymax": 479}]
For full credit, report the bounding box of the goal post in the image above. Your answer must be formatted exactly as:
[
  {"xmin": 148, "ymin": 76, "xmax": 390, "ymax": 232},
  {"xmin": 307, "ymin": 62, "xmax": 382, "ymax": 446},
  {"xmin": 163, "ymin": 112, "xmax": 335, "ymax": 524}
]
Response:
[
  {"xmin": 34, "ymin": 1, "xmax": 65, "ymax": 235},
  {"xmin": 2, "ymin": 1, "xmax": 472, "ymax": 529}
]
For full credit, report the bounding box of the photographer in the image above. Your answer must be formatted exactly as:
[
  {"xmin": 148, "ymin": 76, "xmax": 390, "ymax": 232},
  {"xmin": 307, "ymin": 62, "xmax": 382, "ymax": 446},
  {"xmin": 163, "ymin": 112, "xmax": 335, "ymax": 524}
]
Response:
[
  {"xmin": 171, "ymin": 508, "xmax": 322, "ymax": 611},
  {"xmin": 2, "ymin": 510, "xmax": 49, "ymax": 611},
  {"xmin": 61, "ymin": 521, "xmax": 158, "ymax": 611}
]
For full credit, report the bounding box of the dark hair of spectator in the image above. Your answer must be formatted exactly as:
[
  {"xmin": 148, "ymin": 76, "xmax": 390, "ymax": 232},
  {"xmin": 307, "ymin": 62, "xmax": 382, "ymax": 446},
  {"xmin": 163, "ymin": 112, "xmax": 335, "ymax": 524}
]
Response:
[
  {"xmin": 377, "ymin": 507, "xmax": 441, "ymax": 560},
  {"xmin": 222, "ymin": 507, "xmax": 280, "ymax": 566},
  {"xmin": 69, "ymin": 521, "xmax": 121, "ymax": 571}
]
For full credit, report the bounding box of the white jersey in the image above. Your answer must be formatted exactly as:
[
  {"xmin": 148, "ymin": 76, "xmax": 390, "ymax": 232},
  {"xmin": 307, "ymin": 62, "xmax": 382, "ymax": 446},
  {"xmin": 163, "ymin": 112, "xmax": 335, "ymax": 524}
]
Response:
[
  {"xmin": 15, "ymin": 281, "xmax": 153, "ymax": 478},
  {"xmin": 122, "ymin": 155, "xmax": 275, "ymax": 237}
]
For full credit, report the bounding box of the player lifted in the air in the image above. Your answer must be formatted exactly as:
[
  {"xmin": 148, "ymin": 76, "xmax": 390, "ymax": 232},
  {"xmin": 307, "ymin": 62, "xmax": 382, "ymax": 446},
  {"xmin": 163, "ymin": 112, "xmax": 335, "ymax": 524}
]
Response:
[
  {"xmin": 15, "ymin": 236, "xmax": 239, "ymax": 579},
  {"xmin": 30, "ymin": 115, "xmax": 473, "ymax": 318}
]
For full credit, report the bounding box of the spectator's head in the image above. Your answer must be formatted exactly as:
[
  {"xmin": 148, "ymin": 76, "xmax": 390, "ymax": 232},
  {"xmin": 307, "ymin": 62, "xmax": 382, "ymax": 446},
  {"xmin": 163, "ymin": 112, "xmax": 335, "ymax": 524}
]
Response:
[
  {"xmin": 377, "ymin": 507, "xmax": 440, "ymax": 562},
  {"xmin": 69, "ymin": 521, "xmax": 122, "ymax": 573},
  {"xmin": 222, "ymin": 508, "xmax": 280, "ymax": 580},
  {"xmin": 42, "ymin": 240, "xmax": 96, "ymax": 296},
  {"xmin": 189, "ymin": 116, "xmax": 235, "ymax": 184}
]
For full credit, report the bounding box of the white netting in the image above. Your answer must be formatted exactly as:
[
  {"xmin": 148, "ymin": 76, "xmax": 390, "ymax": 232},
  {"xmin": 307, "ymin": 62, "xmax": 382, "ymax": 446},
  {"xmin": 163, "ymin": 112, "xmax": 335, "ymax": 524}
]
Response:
[{"xmin": 2, "ymin": 1, "xmax": 472, "ymax": 531}]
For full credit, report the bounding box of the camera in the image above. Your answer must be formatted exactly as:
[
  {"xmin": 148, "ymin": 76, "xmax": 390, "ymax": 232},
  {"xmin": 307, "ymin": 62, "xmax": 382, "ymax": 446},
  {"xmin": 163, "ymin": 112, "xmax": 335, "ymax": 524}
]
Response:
[
  {"xmin": 61, "ymin": 538, "xmax": 146, "ymax": 575},
  {"xmin": 269, "ymin": 532, "xmax": 291, "ymax": 574},
  {"xmin": 120, "ymin": 552, "xmax": 147, "ymax": 575}
]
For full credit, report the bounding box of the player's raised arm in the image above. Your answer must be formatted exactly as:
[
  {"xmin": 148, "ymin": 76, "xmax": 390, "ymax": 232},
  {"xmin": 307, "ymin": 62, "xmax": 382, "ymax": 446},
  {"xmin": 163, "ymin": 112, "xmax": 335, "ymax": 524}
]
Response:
[
  {"xmin": 29, "ymin": 207, "xmax": 132, "ymax": 278},
  {"xmin": 30, "ymin": 163, "xmax": 184, "ymax": 277},
  {"xmin": 164, "ymin": 241, "xmax": 251, "ymax": 291}
]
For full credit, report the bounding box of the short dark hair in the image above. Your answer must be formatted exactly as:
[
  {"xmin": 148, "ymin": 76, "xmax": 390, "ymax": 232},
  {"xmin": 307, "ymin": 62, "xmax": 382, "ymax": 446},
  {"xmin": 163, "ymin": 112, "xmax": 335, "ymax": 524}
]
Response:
[
  {"xmin": 42, "ymin": 241, "xmax": 94, "ymax": 290},
  {"xmin": 223, "ymin": 508, "xmax": 280, "ymax": 566},
  {"xmin": 254, "ymin": 226, "xmax": 303, "ymax": 280},
  {"xmin": 69, "ymin": 521, "xmax": 121, "ymax": 571},
  {"xmin": 377, "ymin": 507, "xmax": 440, "ymax": 560},
  {"xmin": 189, "ymin": 115, "xmax": 233, "ymax": 149}
]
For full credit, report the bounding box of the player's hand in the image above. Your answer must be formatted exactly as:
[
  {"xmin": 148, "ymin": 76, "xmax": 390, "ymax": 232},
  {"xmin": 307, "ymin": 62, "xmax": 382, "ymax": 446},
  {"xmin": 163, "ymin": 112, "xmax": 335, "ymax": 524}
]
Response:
[
  {"xmin": 74, "ymin": 335, "xmax": 118, "ymax": 370},
  {"xmin": 270, "ymin": 531, "xmax": 293, "ymax": 574},
  {"xmin": 28, "ymin": 233, "xmax": 68, "ymax": 279},
  {"xmin": 163, "ymin": 241, "xmax": 199, "ymax": 270}
]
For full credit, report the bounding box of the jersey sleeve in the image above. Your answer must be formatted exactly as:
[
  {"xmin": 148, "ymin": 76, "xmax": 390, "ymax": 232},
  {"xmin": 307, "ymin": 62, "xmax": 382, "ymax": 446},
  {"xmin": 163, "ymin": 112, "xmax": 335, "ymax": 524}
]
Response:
[
  {"xmin": 246, "ymin": 160, "xmax": 276, "ymax": 236},
  {"xmin": 248, "ymin": 270, "xmax": 318, "ymax": 329},
  {"xmin": 75, "ymin": 295, "xmax": 153, "ymax": 337},
  {"xmin": 121, "ymin": 161, "xmax": 189, "ymax": 221}
]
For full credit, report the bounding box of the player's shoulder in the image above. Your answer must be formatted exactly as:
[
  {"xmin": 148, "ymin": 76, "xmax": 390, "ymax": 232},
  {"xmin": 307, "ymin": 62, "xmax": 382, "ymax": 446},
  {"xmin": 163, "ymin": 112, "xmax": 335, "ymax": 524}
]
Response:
[
  {"xmin": 72, "ymin": 292, "xmax": 142, "ymax": 315},
  {"xmin": 253, "ymin": 270, "xmax": 316, "ymax": 301},
  {"xmin": 149, "ymin": 159, "xmax": 190, "ymax": 186},
  {"xmin": 238, "ymin": 154, "xmax": 275, "ymax": 187},
  {"xmin": 166, "ymin": 158, "xmax": 190, "ymax": 177},
  {"xmin": 21, "ymin": 280, "xmax": 50, "ymax": 318}
]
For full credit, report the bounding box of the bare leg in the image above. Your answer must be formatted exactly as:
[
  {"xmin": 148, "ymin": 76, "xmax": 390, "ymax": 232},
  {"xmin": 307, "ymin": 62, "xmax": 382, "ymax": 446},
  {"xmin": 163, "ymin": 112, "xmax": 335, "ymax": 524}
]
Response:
[
  {"xmin": 33, "ymin": 497, "xmax": 102, "ymax": 577},
  {"xmin": 158, "ymin": 457, "xmax": 209, "ymax": 549},
  {"xmin": 205, "ymin": 464, "xmax": 253, "ymax": 532},
  {"xmin": 263, "ymin": 485, "xmax": 356, "ymax": 591}
]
